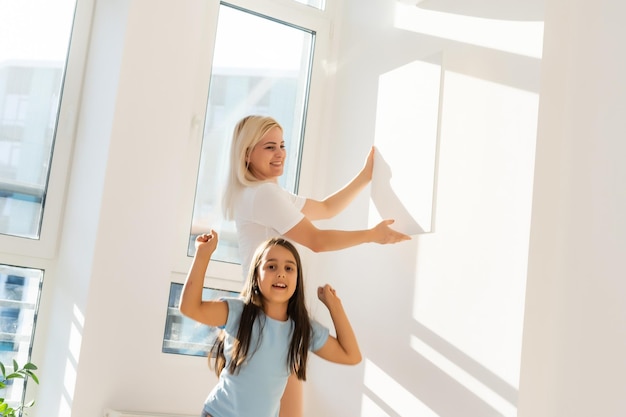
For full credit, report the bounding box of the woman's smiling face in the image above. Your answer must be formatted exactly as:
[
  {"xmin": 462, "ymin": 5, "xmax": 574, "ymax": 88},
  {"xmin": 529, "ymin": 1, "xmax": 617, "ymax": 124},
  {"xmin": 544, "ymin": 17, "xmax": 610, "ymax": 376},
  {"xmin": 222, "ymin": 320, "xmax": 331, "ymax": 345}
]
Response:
[{"xmin": 247, "ymin": 126, "xmax": 286, "ymax": 181}]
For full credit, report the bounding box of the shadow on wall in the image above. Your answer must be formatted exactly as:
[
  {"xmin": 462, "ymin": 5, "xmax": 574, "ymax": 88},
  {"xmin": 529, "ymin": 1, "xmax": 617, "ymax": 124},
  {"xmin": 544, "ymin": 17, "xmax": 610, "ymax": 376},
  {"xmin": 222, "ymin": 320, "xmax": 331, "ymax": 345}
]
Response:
[
  {"xmin": 371, "ymin": 150, "xmax": 425, "ymax": 235},
  {"xmin": 409, "ymin": 0, "xmax": 543, "ymax": 21},
  {"xmin": 361, "ymin": 320, "xmax": 519, "ymax": 416},
  {"xmin": 325, "ymin": 1, "xmax": 542, "ymax": 416},
  {"xmin": 365, "ymin": 50, "xmax": 518, "ymax": 414},
  {"xmin": 369, "ymin": 55, "xmax": 442, "ymax": 236}
]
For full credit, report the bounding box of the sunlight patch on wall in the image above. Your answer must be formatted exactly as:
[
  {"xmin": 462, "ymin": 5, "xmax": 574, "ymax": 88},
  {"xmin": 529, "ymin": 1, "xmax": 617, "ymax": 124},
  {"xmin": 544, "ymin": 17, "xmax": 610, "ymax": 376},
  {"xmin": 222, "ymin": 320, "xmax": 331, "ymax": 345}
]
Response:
[
  {"xmin": 394, "ymin": 3, "xmax": 543, "ymax": 58},
  {"xmin": 61, "ymin": 304, "xmax": 84, "ymax": 415},
  {"xmin": 412, "ymin": 68, "xmax": 537, "ymax": 388},
  {"xmin": 363, "ymin": 359, "xmax": 439, "ymax": 417},
  {"xmin": 69, "ymin": 304, "xmax": 84, "ymax": 362},
  {"xmin": 61, "ymin": 357, "xmax": 76, "ymax": 416},
  {"xmin": 410, "ymin": 336, "xmax": 517, "ymax": 416},
  {"xmin": 361, "ymin": 395, "xmax": 390, "ymax": 417},
  {"xmin": 370, "ymin": 59, "xmax": 441, "ymax": 235},
  {"xmin": 58, "ymin": 396, "xmax": 72, "ymax": 417}
]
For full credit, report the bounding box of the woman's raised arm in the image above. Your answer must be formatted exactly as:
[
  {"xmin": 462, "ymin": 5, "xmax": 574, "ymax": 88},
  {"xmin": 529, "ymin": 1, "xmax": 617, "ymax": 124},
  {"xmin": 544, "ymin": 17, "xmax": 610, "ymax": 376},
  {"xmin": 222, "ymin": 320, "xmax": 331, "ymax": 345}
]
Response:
[{"xmin": 302, "ymin": 147, "xmax": 374, "ymax": 221}]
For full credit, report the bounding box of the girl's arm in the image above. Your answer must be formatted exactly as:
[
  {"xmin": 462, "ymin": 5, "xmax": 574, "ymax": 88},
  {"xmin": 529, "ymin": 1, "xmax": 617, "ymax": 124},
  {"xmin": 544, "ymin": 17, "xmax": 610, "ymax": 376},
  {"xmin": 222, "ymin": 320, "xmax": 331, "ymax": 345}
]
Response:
[
  {"xmin": 179, "ymin": 231, "xmax": 229, "ymax": 327},
  {"xmin": 301, "ymin": 147, "xmax": 374, "ymax": 221},
  {"xmin": 313, "ymin": 285, "xmax": 362, "ymax": 365}
]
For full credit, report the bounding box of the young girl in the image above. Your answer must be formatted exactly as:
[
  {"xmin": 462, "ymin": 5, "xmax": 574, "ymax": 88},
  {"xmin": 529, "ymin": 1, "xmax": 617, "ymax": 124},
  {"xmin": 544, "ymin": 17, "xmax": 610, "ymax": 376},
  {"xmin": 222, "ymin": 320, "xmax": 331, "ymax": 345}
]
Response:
[
  {"xmin": 222, "ymin": 114, "xmax": 410, "ymax": 416},
  {"xmin": 179, "ymin": 231, "xmax": 361, "ymax": 417}
]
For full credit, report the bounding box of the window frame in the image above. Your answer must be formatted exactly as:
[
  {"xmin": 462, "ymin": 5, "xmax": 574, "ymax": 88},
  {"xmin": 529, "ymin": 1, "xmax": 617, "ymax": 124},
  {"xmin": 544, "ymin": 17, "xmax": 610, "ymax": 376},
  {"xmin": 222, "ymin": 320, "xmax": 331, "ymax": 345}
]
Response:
[
  {"xmin": 161, "ymin": 282, "xmax": 239, "ymax": 358},
  {"xmin": 171, "ymin": 0, "xmax": 334, "ymax": 284},
  {"xmin": 0, "ymin": 0, "xmax": 94, "ymax": 261},
  {"xmin": 0, "ymin": 1, "xmax": 94, "ymax": 408}
]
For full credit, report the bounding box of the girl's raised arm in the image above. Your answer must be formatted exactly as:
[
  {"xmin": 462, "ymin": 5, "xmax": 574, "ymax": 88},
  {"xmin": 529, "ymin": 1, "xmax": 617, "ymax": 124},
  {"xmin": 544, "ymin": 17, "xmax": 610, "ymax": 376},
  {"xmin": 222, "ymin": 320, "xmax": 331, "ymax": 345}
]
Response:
[
  {"xmin": 179, "ymin": 231, "xmax": 229, "ymax": 327},
  {"xmin": 313, "ymin": 284, "xmax": 362, "ymax": 365}
]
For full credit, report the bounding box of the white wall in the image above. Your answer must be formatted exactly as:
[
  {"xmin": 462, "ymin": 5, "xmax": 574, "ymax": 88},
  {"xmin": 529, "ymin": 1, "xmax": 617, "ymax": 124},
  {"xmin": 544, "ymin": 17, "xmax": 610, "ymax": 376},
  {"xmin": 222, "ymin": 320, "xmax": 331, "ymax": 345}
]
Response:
[
  {"xmin": 301, "ymin": 1, "xmax": 542, "ymax": 416},
  {"xmin": 517, "ymin": 0, "xmax": 626, "ymax": 416},
  {"xmin": 26, "ymin": 0, "xmax": 625, "ymax": 416},
  {"xmin": 33, "ymin": 1, "xmax": 223, "ymax": 416}
]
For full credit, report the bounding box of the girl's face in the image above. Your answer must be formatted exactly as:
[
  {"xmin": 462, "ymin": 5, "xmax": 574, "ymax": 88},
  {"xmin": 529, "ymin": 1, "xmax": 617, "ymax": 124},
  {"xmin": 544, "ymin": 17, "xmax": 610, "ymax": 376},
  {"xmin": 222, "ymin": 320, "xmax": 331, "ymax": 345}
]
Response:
[
  {"xmin": 247, "ymin": 126, "xmax": 286, "ymax": 181},
  {"xmin": 256, "ymin": 244, "xmax": 298, "ymax": 306}
]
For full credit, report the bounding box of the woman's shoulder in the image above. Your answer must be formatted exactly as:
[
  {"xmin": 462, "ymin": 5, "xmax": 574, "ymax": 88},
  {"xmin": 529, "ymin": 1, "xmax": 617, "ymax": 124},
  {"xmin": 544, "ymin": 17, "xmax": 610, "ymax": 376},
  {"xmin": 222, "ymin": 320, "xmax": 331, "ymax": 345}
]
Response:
[
  {"xmin": 241, "ymin": 181, "xmax": 277, "ymax": 191},
  {"xmin": 238, "ymin": 182, "xmax": 272, "ymax": 202},
  {"xmin": 244, "ymin": 181, "xmax": 286, "ymax": 198},
  {"xmin": 257, "ymin": 181, "xmax": 282, "ymax": 190}
]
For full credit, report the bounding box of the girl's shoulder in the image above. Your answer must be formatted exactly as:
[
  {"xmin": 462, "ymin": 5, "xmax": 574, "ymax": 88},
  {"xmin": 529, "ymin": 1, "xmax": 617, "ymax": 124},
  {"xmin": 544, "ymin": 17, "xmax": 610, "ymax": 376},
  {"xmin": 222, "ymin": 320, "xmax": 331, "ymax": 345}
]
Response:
[
  {"xmin": 309, "ymin": 318, "xmax": 330, "ymax": 351},
  {"xmin": 221, "ymin": 296, "xmax": 244, "ymax": 309},
  {"xmin": 220, "ymin": 297, "xmax": 246, "ymax": 331}
]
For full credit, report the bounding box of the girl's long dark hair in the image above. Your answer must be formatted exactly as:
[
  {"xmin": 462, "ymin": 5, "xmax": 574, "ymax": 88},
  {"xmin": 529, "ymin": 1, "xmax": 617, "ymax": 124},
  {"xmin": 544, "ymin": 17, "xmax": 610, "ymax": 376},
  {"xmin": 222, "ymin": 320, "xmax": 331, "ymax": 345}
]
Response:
[{"xmin": 210, "ymin": 238, "xmax": 313, "ymax": 380}]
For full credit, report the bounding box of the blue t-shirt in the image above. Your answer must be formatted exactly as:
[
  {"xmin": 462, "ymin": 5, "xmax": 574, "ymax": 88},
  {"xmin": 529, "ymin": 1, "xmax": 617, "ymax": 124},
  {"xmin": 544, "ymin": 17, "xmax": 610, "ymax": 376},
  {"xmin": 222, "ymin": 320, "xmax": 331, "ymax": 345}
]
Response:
[{"xmin": 203, "ymin": 298, "xmax": 329, "ymax": 417}]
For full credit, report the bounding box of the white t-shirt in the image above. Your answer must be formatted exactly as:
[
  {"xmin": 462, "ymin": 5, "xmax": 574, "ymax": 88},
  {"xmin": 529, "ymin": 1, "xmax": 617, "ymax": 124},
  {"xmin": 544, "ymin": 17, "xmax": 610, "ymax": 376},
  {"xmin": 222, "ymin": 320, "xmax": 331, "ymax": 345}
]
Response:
[{"xmin": 234, "ymin": 182, "xmax": 306, "ymax": 274}]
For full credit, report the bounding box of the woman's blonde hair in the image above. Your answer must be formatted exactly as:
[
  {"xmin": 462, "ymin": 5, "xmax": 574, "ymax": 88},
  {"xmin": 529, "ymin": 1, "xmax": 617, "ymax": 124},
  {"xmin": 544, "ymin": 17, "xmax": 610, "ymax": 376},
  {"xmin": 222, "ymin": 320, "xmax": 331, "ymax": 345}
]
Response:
[{"xmin": 222, "ymin": 115, "xmax": 283, "ymax": 220}]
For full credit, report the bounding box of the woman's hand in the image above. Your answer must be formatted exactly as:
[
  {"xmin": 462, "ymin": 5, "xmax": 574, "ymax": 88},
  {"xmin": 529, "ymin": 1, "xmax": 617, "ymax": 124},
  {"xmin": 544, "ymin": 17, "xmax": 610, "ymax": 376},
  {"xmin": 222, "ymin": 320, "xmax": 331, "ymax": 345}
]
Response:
[{"xmin": 371, "ymin": 219, "xmax": 411, "ymax": 244}]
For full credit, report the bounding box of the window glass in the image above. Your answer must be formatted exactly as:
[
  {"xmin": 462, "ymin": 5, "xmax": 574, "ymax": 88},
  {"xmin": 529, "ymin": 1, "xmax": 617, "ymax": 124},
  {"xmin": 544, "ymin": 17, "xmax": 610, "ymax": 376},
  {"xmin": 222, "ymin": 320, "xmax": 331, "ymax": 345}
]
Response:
[
  {"xmin": 0, "ymin": 0, "xmax": 76, "ymax": 239},
  {"xmin": 189, "ymin": 3, "xmax": 315, "ymax": 264},
  {"xmin": 162, "ymin": 283, "xmax": 238, "ymax": 357},
  {"xmin": 0, "ymin": 264, "xmax": 43, "ymax": 409}
]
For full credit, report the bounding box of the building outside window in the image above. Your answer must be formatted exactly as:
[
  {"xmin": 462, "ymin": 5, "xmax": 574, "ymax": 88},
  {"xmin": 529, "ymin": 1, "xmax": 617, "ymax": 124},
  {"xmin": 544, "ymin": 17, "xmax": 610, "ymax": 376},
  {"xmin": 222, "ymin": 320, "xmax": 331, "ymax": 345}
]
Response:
[
  {"xmin": 0, "ymin": 265, "xmax": 43, "ymax": 410},
  {"xmin": 0, "ymin": 0, "xmax": 76, "ymax": 240},
  {"xmin": 0, "ymin": 0, "xmax": 79, "ymax": 411}
]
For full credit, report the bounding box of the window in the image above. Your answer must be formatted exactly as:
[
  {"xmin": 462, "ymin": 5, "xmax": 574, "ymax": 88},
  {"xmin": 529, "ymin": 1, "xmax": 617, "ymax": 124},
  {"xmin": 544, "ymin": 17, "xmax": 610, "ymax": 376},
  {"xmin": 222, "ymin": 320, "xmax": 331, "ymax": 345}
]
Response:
[
  {"xmin": 162, "ymin": 283, "xmax": 238, "ymax": 357},
  {"xmin": 293, "ymin": 0, "xmax": 326, "ymax": 10},
  {"xmin": 0, "ymin": 0, "xmax": 77, "ymax": 240},
  {"xmin": 0, "ymin": 265, "xmax": 43, "ymax": 409},
  {"xmin": 0, "ymin": 0, "xmax": 86, "ymax": 408},
  {"xmin": 188, "ymin": 3, "xmax": 316, "ymax": 265}
]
